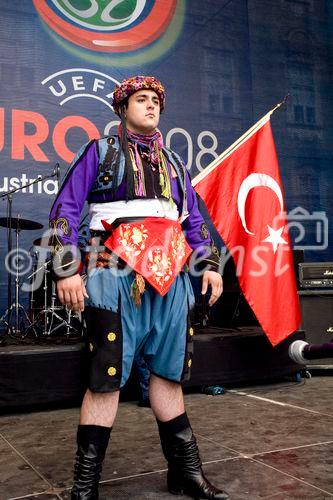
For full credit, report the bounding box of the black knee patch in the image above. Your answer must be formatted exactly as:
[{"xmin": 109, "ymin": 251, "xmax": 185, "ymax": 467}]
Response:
[
  {"xmin": 85, "ymin": 304, "xmax": 123, "ymax": 392},
  {"xmin": 181, "ymin": 305, "xmax": 195, "ymax": 382}
]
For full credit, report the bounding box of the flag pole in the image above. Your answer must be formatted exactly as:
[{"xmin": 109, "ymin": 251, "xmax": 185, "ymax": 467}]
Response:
[{"xmin": 192, "ymin": 95, "xmax": 290, "ymax": 187}]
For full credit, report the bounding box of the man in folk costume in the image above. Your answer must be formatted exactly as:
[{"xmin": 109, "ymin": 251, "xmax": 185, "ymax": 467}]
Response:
[{"xmin": 49, "ymin": 75, "xmax": 228, "ymax": 500}]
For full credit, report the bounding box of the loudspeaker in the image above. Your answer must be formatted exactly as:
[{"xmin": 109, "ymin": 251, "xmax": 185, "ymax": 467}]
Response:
[
  {"xmin": 196, "ymin": 250, "xmax": 304, "ymax": 330},
  {"xmin": 298, "ymin": 290, "xmax": 333, "ymax": 365},
  {"xmin": 183, "ymin": 328, "xmax": 304, "ymax": 387}
]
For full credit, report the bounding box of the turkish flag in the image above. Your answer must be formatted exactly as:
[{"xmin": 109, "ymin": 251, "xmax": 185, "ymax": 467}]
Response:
[{"xmin": 193, "ymin": 119, "xmax": 301, "ymax": 346}]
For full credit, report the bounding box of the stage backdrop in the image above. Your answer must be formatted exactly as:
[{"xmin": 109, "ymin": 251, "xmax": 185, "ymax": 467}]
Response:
[{"xmin": 0, "ymin": 0, "xmax": 332, "ymax": 314}]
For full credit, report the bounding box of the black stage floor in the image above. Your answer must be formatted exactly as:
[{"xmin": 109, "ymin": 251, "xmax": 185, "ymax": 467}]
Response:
[
  {"xmin": 0, "ymin": 328, "xmax": 306, "ymax": 410},
  {"xmin": 0, "ymin": 376, "xmax": 332, "ymax": 499}
]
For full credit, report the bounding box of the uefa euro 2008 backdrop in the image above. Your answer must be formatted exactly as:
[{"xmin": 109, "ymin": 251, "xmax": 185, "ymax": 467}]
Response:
[{"xmin": 0, "ymin": 0, "xmax": 332, "ymax": 313}]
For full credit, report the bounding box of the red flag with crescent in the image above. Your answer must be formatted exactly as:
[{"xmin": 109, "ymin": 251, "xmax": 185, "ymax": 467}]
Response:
[{"xmin": 193, "ymin": 118, "xmax": 301, "ymax": 346}]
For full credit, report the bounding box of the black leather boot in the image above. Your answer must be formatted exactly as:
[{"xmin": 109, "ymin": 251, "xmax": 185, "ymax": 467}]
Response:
[
  {"xmin": 157, "ymin": 413, "xmax": 229, "ymax": 500},
  {"xmin": 71, "ymin": 424, "xmax": 112, "ymax": 500}
]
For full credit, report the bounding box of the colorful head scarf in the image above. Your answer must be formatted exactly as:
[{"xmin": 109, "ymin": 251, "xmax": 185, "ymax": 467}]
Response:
[{"xmin": 112, "ymin": 75, "xmax": 166, "ymax": 115}]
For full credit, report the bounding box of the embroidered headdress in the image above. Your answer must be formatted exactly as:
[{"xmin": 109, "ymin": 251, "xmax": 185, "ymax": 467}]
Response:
[
  {"xmin": 111, "ymin": 76, "xmax": 167, "ymax": 202},
  {"xmin": 112, "ymin": 75, "xmax": 166, "ymax": 115}
]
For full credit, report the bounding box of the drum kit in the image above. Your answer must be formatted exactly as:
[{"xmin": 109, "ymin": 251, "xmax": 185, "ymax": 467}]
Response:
[{"xmin": 0, "ymin": 215, "xmax": 83, "ymax": 342}]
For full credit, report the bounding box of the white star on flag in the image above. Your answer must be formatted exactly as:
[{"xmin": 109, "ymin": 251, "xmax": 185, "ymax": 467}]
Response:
[{"xmin": 262, "ymin": 225, "xmax": 287, "ymax": 253}]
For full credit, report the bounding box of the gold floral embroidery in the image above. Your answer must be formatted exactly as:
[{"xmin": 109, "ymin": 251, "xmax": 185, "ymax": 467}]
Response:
[
  {"xmin": 50, "ymin": 216, "xmax": 70, "ymax": 254},
  {"xmin": 118, "ymin": 224, "xmax": 148, "ymax": 259},
  {"xmin": 200, "ymin": 223, "xmax": 209, "ymax": 239},
  {"xmin": 171, "ymin": 227, "xmax": 187, "ymax": 262},
  {"xmin": 212, "ymin": 241, "xmax": 220, "ymax": 257},
  {"xmin": 147, "ymin": 249, "xmax": 173, "ymax": 286}
]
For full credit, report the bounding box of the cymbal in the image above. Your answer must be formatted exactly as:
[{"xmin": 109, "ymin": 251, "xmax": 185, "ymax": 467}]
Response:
[{"xmin": 0, "ymin": 217, "xmax": 43, "ymax": 230}]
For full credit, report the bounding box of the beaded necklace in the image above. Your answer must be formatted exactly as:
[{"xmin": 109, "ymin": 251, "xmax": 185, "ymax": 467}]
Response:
[{"xmin": 118, "ymin": 124, "xmax": 172, "ymax": 201}]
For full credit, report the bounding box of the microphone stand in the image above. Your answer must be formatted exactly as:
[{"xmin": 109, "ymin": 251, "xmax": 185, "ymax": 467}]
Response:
[
  {"xmin": 289, "ymin": 340, "xmax": 333, "ymax": 364},
  {"xmin": 0, "ymin": 164, "xmax": 60, "ymax": 200},
  {"xmin": 0, "ymin": 164, "xmax": 60, "ymax": 340}
]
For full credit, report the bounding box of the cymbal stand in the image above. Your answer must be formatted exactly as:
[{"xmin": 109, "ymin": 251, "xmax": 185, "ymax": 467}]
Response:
[
  {"xmin": 46, "ymin": 281, "xmax": 81, "ymax": 336},
  {"xmin": 0, "ymin": 165, "xmax": 60, "ymax": 342},
  {"xmin": 14, "ymin": 222, "xmax": 34, "ymax": 334},
  {"xmin": 28, "ymin": 251, "xmax": 38, "ymax": 325},
  {"xmin": 43, "ymin": 261, "xmax": 49, "ymax": 335},
  {"xmin": 0, "ymin": 216, "xmax": 36, "ymax": 338},
  {"xmin": 23, "ymin": 259, "xmax": 51, "ymax": 337},
  {"xmin": 0, "ymin": 193, "xmax": 13, "ymax": 339},
  {"xmin": 24, "ymin": 264, "xmax": 81, "ymax": 337}
]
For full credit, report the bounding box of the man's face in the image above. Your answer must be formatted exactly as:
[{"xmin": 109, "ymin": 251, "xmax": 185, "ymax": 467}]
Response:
[{"xmin": 125, "ymin": 89, "xmax": 160, "ymax": 134}]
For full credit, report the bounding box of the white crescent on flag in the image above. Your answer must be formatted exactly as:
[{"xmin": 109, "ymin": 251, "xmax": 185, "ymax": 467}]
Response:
[
  {"xmin": 237, "ymin": 173, "xmax": 284, "ymax": 234},
  {"xmin": 237, "ymin": 172, "xmax": 287, "ymax": 252}
]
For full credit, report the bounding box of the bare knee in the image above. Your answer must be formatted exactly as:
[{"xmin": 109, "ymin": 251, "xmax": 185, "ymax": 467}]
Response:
[
  {"xmin": 150, "ymin": 374, "xmax": 181, "ymax": 392},
  {"xmin": 80, "ymin": 389, "xmax": 120, "ymax": 427},
  {"xmin": 149, "ymin": 375, "xmax": 184, "ymax": 421}
]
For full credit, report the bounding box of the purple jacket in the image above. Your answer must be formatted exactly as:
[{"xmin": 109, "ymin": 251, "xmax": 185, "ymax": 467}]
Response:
[{"xmin": 49, "ymin": 139, "xmax": 219, "ymax": 274}]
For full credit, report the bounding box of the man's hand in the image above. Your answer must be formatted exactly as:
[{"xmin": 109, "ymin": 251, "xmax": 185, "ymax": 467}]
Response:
[
  {"xmin": 201, "ymin": 270, "xmax": 223, "ymax": 306},
  {"xmin": 56, "ymin": 274, "xmax": 89, "ymax": 313}
]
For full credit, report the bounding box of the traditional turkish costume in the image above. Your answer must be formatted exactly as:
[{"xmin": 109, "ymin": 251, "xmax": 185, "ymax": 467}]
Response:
[
  {"xmin": 49, "ymin": 129, "xmax": 220, "ymax": 391},
  {"xmin": 58, "ymin": 75, "xmax": 229, "ymax": 500}
]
